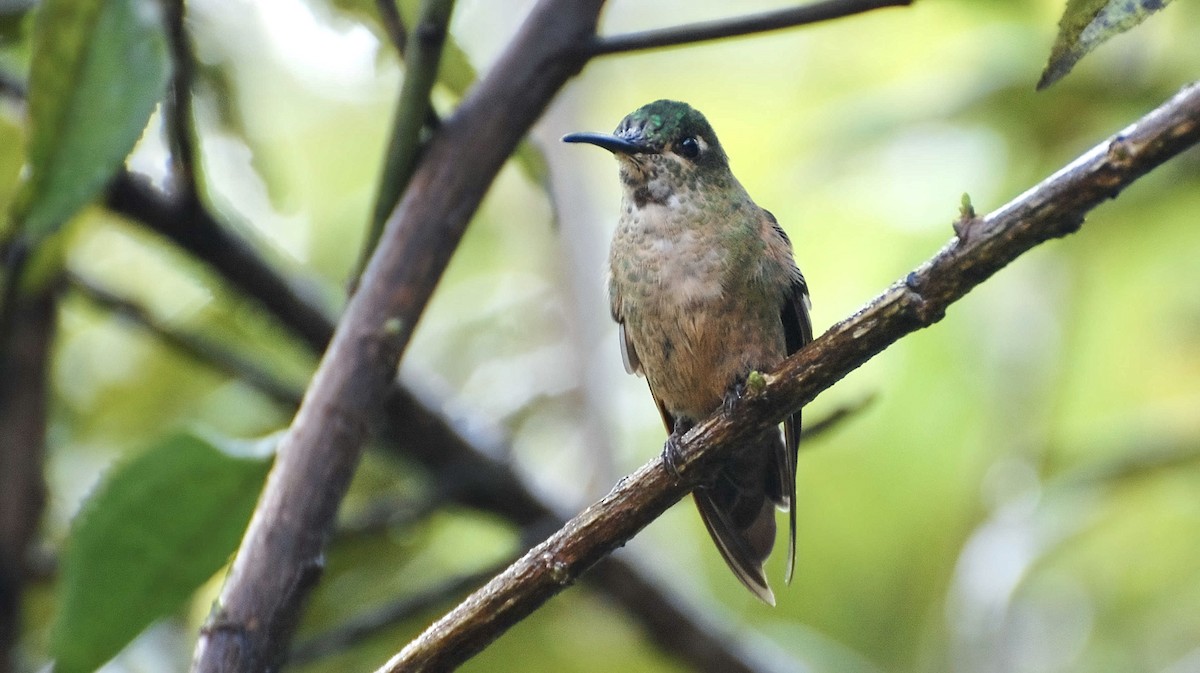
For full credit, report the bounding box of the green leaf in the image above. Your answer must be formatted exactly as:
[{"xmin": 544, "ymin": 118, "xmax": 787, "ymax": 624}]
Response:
[
  {"xmin": 1038, "ymin": 0, "xmax": 1175, "ymax": 90},
  {"xmin": 16, "ymin": 0, "xmax": 169, "ymax": 239},
  {"xmin": 49, "ymin": 432, "xmax": 273, "ymax": 673}
]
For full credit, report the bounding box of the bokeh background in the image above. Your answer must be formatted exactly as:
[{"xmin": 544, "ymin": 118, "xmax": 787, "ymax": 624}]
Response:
[{"xmin": 2, "ymin": 0, "xmax": 1199, "ymax": 671}]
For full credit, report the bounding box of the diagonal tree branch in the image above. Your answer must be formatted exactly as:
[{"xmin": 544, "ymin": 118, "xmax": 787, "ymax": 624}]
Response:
[
  {"xmin": 372, "ymin": 81, "xmax": 1200, "ymax": 673},
  {"xmin": 587, "ymin": 0, "xmax": 911, "ymax": 56},
  {"xmin": 190, "ymin": 2, "xmax": 607, "ymax": 670}
]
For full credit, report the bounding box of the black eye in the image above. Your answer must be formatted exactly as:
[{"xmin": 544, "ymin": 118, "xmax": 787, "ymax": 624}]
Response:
[{"xmin": 678, "ymin": 136, "xmax": 700, "ymax": 159}]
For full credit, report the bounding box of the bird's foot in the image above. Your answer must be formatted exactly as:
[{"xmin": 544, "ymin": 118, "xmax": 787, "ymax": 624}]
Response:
[
  {"xmin": 722, "ymin": 381, "xmax": 745, "ymax": 416},
  {"xmin": 662, "ymin": 418, "xmax": 694, "ymax": 480},
  {"xmin": 722, "ymin": 370, "xmax": 767, "ymax": 416}
]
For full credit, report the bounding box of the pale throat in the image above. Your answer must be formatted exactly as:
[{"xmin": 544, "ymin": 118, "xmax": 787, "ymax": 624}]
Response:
[
  {"xmin": 620, "ymin": 155, "xmax": 696, "ymax": 209},
  {"xmin": 620, "ymin": 190, "xmax": 726, "ymax": 307}
]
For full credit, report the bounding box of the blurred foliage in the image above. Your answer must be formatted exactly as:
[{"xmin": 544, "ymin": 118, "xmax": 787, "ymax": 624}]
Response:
[
  {"xmin": 1039, "ymin": 0, "xmax": 1176, "ymax": 89},
  {"xmin": 14, "ymin": 0, "xmax": 167, "ymax": 241},
  {"xmin": 1, "ymin": 0, "xmax": 1198, "ymax": 672},
  {"xmin": 49, "ymin": 433, "xmax": 271, "ymax": 673}
]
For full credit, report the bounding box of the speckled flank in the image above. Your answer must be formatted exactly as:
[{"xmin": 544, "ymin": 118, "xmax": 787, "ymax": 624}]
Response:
[{"xmin": 609, "ymin": 168, "xmax": 793, "ymax": 421}]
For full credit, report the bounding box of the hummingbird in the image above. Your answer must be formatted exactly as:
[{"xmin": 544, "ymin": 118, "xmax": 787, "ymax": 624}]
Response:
[{"xmin": 563, "ymin": 100, "xmax": 813, "ymax": 604}]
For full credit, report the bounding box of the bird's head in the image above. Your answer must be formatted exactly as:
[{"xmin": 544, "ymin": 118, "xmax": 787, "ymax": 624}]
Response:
[{"xmin": 563, "ymin": 99, "xmax": 732, "ymax": 204}]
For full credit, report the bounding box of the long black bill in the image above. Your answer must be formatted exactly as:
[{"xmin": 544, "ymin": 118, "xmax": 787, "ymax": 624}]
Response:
[{"xmin": 561, "ymin": 132, "xmax": 655, "ymax": 155}]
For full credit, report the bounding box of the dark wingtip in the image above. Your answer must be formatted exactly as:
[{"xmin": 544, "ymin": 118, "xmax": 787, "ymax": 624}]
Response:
[{"xmin": 693, "ymin": 491, "xmax": 777, "ymax": 606}]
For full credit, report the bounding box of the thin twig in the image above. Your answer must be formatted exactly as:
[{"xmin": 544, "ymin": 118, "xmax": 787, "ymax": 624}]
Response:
[
  {"xmin": 333, "ymin": 495, "xmax": 444, "ymax": 541},
  {"xmin": 1062, "ymin": 440, "xmax": 1200, "ymax": 487},
  {"xmin": 66, "ymin": 272, "xmax": 306, "ymax": 408},
  {"xmin": 375, "ymin": 0, "xmax": 445, "ymax": 133},
  {"xmin": 373, "ymin": 82, "xmax": 1200, "ymax": 673},
  {"xmin": 288, "ymin": 562, "xmax": 509, "ymax": 666},
  {"xmin": 588, "ymin": 0, "xmax": 911, "ymax": 56},
  {"xmin": 801, "ymin": 394, "xmax": 875, "ymax": 439},
  {"xmin": 161, "ymin": 0, "xmax": 199, "ymax": 199},
  {"xmin": 376, "ymin": 0, "xmax": 408, "ymax": 55},
  {"xmin": 352, "ymin": 0, "xmax": 458, "ymax": 287},
  {"xmin": 104, "ymin": 170, "xmax": 338, "ymax": 355}
]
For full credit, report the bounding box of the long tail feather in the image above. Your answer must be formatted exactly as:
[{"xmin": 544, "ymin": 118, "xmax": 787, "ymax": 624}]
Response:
[
  {"xmin": 694, "ymin": 490, "xmax": 777, "ymax": 605},
  {"xmin": 692, "ymin": 432, "xmax": 784, "ymax": 605}
]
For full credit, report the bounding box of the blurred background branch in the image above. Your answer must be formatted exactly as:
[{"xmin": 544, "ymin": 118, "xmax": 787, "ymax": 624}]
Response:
[
  {"xmin": 161, "ymin": 0, "xmax": 199, "ymax": 199},
  {"xmin": 103, "ymin": 171, "xmax": 338, "ymax": 354},
  {"xmin": 354, "ymin": 0, "xmax": 456, "ymax": 285},
  {"xmin": 374, "ymin": 0, "xmax": 408, "ymax": 54},
  {"xmin": 288, "ymin": 561, "xmax": 508, "ymax": 666},
  {"xmin": 0, "ymin": 291, "xmax": 54, "ymax": 673},
  {"xmin": 66, "ymin": 271, "xmax": 306, "ymax": 408},
  {"xmin": 587, "ymin": 0, "xmax": 911, "ymax": 55}
]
